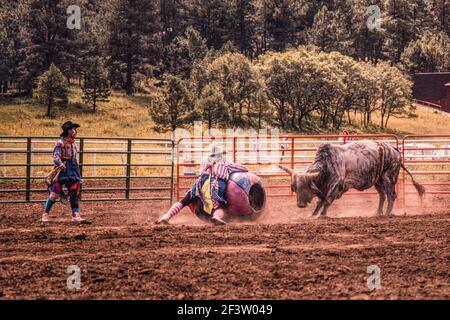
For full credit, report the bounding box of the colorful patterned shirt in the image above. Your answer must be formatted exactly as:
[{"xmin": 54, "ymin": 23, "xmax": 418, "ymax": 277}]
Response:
[
  {"xmin": 52, "ymin": 137, "xmax": 78, "ymax": 167},
  {"xmin": 199, "ymin": 158, "xmax": 249, "ymax": 180},
  {"xmin": 52, "ymin": 137, "xmax": 81, "ymax": 183}
]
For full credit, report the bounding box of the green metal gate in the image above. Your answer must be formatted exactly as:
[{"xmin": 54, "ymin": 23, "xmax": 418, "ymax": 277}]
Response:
[{"xmin": 0, "ymin": 136, "xmax": 174, "ymax": 204}]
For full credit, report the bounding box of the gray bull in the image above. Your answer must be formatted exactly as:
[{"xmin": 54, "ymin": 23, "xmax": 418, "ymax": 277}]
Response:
[{"xmin": 279, "ymin": 141, "xmax": 425, "ymax": 218}]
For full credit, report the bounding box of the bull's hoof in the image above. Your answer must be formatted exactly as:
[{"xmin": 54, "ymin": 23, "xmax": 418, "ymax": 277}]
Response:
[{"xmin": 316, "ymin": 215, "xmax": 328, "ymax": 220}]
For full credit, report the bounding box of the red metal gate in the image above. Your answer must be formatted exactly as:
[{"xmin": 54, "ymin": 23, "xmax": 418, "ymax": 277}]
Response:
[
  {"xmin": 401, "ymin": 134, "xmax": 450, "ymax": 212},
  {"xmin": 175, "ymin": 134, "xmax": 400, "ymax": 199}
]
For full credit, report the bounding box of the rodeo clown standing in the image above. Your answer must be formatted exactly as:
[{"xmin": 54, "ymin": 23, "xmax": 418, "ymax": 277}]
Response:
[
  {"xmin": 42, "ymin": 121, "xmax": 86, "ymax": 223},
  {"xmin": 156, "ymin": 143, "xmax": 249, "ymax": 225}
]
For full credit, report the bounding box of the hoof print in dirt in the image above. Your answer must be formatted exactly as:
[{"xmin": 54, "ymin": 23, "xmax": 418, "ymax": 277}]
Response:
[
  {"xmin": 73, "ymin": 220, "xmax": 92, "ymax": 225},
  {"xmin": 73, "ymin": 233, "xmax": 87, "ymax": 241}
]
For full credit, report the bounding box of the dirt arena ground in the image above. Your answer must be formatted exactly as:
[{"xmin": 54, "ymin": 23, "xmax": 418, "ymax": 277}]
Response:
[{"xmin": 0, "ymin": 186, "xmax": 449, "ymax": 300}]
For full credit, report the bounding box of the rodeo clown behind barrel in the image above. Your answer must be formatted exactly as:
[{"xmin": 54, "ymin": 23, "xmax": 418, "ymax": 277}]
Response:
[
  {"xmin": 156, "ymin": 142, "xmax": 249, "ymax": 225},
  {"xmin": 42, "ymin": 121, "xmax": 86, "ymax": 223}
]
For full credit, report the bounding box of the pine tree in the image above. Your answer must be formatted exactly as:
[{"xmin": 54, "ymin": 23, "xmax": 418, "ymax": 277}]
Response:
[
  {"xmin": 149, "ymin": 76, "xmax": 194, "ymax": 132},
  {"xmin": 0, "ymin": 0, "xmax": 26, "ymax": 94},
  {"xmin": 19, "ymin": 0, "xmax": 72, "ymax": 93},
  {"xmin": 192, "ymin": 52, "xmax": 265, "ymax": 128},
  {"xmin": 159, "ymin": 0, "xmax": 189, "ymax": 46},
  {"xmin": 188, "ymin": 0, "xmax": 234, "ymax": 49},
  {"xmin": 69, "ymin": 1, "xmax": 112, "ymax": 86},
  {"xmin": 256, "ymin": 0, "xmax": 298, "ymax": 51},
  {"xmin": 307, "ymin": 6, "xmax": 335, "ymax": 51},
  {"xmin": 82, "ymin": 58, "xmax": 111, "ymax": 113},
  {"xmin": 384, "ymin": 0, "xmax": 435, "ymax": 62},
  {"xmin": 0, "ymin": 20, "xmax": 13, "ymax": 93},
  {"xmin": 34, "ymin": 64, "xmax": 69, "ymax": 117},
  {"xmin": 162, "ymin": 26, "xmax": 208, "ymax": 78},
  {"xmin": 232, "ymin": 0, "xmax": 257, "ymax": 57},
  {"xmin": 109, "ymin": 0, "xmax": 160, "ymax": 95},
  {"xmin": 307, "ymin": 4, "xmax": 354, "ymax": 55},
  {"xmin": 428, "ymin": 0, "xmax": 450, "ymax": 36},
  {"xmin": 351, "ymin": 0, "xmax": 385, "ymax": 62},
  {"xmin": 196, "ymin": 85, "xmax": 228, "ymax": 129},
  {"xmin": 401, "ymin": 31, "xmax": 450, "ymax": 73}
]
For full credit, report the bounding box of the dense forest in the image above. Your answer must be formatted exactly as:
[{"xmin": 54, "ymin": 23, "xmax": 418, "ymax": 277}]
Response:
[{"xmin": 0, "ymin": 0, "xmax": 449, "ymax": 131}]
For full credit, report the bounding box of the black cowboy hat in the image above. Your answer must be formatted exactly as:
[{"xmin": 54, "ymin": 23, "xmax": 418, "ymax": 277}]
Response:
[{"xmin": 60, "ymin": 121, "xmax": 80, "ymax": 137}]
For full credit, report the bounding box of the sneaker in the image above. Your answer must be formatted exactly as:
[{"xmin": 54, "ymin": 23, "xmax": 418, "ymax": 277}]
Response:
[
  {"xmin": 71, "ymin": 213, "xmax": 86, "ymax": 223},
  {"xmin": 211, "ymin": 217, "xmax": 227, "ymax": 225},
  {"xmin": 42, "ymin": 213, "xmax": 50, "ymax": 222}
]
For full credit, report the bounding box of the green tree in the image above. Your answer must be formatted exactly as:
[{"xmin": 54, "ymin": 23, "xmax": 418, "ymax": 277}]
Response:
[
  {"xmin": 0, "ymin": 25, "xmax": 14, "ymax": 93},
  {"xmin": 159, "ymin": 0, "xmax": 190, "ymax": 46},
  {"xmin": 358, "ymin": 62, "xmax": 381, "ymax": 128},
  {"xmin": 162, "ymin": 26, "xmax": 208, "ymax": 78},
  {"xmin": 307, "ymin": 5, "xmax": 354, "ymax": 56},
  {"xmin": 34, "ymin": 64, "xmax": 69, "ymax": 117},
  {"xmin": 109, "ymin": 0, "xmax": 160, "ymax": 95},
  {"xmin": 256, "ymin": 0, "xmax": 307, "ymax": 52},
  {"xmin": 188, "ymin": 0, "xmax": 233, "ymax": 49},
  {"xmin": 428, "ymin": 0, "xmax": 450, "ymax": 36},
  {"xmin": 82, "ymin": 58, "xmax": 111, "ymax": 113},
  {"xmin": 232, "ymin": 0, "xmax": 257, "ymax": 57},
  {"xmin": 259, "ymin": 47, "xmax": 355, "ymax": 131},
  {"xmin": 69, "ymin": 1, "xmax": 113, "ymax": 86},
  {"xmin": 196, "ymin": 85, "xmax": 229, "ymax": 129},
  {"xmin": 258, "ymin": 53, "xmax": 292, "ymax": 129},
  {"xmin": 350, "ymin": 0, "xmax": 385, "ymax": 62},
  {"xmin": 149, "ymin": 76, "xmax": 194, "ymax": 133},
  {"xmin": 258, "ymin": 46, "xmax": 407, "ymax": 131},
  {"xmin": 376, "ymin": 61, "xmax": 413, "ymax": 129},
  {"xmin": 192, "ymin": 52, "xmax": 266, "ymax": 128},
  {"xmin": 19, "ymin": 0, "xmax": 74, "ymax": 93},
  {"xmin": 401, "ymin": 31, "xmax": 450, "ymax": 73},
  {"xmin": 0, "ymin": 0, "xmax": 26, "ymax": 94},
  {"xmin": 383, "ymin": 0, "xmax": 435, "ymax": 62}
]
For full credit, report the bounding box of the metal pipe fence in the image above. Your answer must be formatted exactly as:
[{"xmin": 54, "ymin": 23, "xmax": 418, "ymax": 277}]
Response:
[
  {"xmin": 2, "ymin": 134, "xmax": 449, "ymax": 213},
  {"xmin": 0, "ymin": 136, "xmax": 174, "ymax": 204}
]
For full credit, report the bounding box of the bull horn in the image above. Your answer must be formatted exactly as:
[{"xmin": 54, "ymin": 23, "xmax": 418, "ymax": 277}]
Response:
[
  {"xmin": 300, "ymin": 172, "xmax": 320, "ymax": 180},
  {"xmin": 278, "ymin": 165, "xmax": 294, "ymax": 176}
]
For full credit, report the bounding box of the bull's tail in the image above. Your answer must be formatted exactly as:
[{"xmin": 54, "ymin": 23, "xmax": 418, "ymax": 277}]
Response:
[{"xmin": 401, "ymin": 163, "xmax": 425, "ymax": 198}]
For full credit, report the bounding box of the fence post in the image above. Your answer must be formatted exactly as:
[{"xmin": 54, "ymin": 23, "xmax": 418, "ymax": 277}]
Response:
[
  {"xmin": 30, "ymin": 140, "xmax": 34, "ymax": 178},
  {"xmin": 79, "ymin": 138, "xmax": 84, "ymax": 197},
  {"xmin": 290, "ymin": 137, "xmax": 295, "ymax": 196},
  {"xmin": 402, "ymin": 137, "xmax": 407, "ymax": 215},
  {"xmin": 2, "ymin": 153, "xmax": 6, "ymax": 177},
  {"xmin": 25, "ymin": 137, "xmax": 31, "ymax": 202},
  {"xmin": 290, "ymin": 137, "xmax": 295, "ymax": 170},
  {"xmin": 170, "ymin": 140, "xmax": 175, "ymax": 204},
  {"xmin": 233, "ymin": 137, "xmax": 237, "ymax": 163},
  {"xmin": 125, "ymin": 139, "xmax": 132, "ymax": 199}
]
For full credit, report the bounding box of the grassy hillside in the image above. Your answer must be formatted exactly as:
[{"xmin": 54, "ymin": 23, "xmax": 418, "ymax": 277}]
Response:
[
  {"xmin": 0, "ymin": 87, "xmax": 166, "ymax": 138},
  {"xmin": 1, "ymin": 86, "xmax": 449, "ymax": 137}
]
